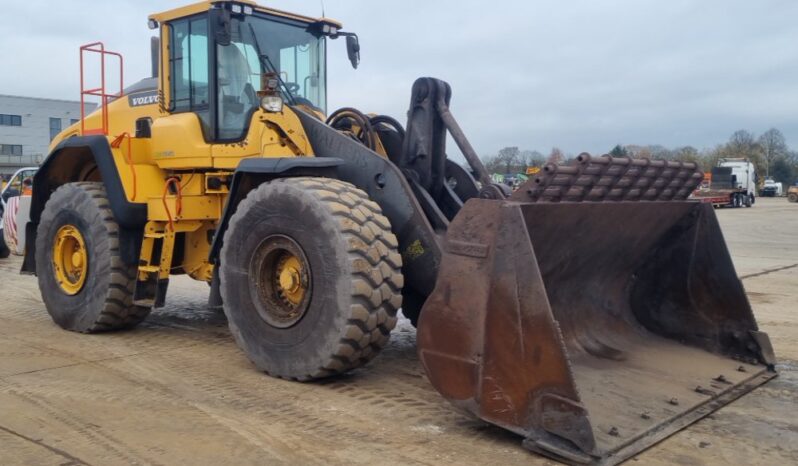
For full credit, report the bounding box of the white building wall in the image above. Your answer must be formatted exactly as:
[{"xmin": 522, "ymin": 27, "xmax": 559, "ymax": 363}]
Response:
[{"xmin": 0, "ymin": 95, "xmax": 97, "ymax": 175}]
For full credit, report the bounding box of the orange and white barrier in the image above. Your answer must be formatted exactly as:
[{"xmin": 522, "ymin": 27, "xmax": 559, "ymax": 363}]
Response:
[{"xmin": 2, "ymin": 194, "xmax": 31, "ymax": 256}]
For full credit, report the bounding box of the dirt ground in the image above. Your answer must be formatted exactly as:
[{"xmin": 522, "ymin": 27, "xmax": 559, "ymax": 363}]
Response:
[{"xmin": 1, "ymin": 198, "xmax": 796, "ymax": 465}]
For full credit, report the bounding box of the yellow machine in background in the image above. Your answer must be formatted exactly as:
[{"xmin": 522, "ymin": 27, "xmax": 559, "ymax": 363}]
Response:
[{"xmin": 24, "ymin": 1, "xmax": 776, "ymax": 464}]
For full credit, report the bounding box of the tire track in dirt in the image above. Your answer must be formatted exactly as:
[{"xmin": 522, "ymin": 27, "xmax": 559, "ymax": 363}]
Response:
[
  {"xmin": 740, "ymin": 263, "xmax": 798, "ymax": 280},
  {"xmin": 80, "ymin": 328, "xmax": 517, "ymax": 465},
  {"xmin": 1, "ymin": 384, "xmax": 164, "ymax": 466},
  {"xmin": 0, "ymin": 274, "xmax": 528, "ymax": 465},
  {"xmin": 6, "ymin": 326, "xmax": 370, "ymax": 464},
  {"xmin": 0, "ymin": 424, "xmax": 90, "ymax": 466},
  {"xmin": 96, "ymin": 349, "xmax": 406, "ymax": 464},
  {"xmin": 2, "ymin": 350, "xmax": 286, "ymax": 465}
]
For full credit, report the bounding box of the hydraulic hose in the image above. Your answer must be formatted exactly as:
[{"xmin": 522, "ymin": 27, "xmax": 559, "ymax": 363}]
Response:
[{"xmin": 326, "ymin": 107, "xmax": 377, "ymax": 151}]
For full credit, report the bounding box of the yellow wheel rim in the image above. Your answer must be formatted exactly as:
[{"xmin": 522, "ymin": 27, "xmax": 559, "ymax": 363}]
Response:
[
  {"xmin": 251, "ymin": 235, "xmax": 312, "ymax": 329},
  {"xmin": 276, "ymin": 253, "xmax": 307, "ymax": 306},
  {"xmin": 52, "ymin": 225, "xmax": 88, "ymax": 295}
]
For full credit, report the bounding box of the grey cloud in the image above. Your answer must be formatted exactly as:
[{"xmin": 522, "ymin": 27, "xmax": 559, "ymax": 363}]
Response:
[{"xmin": 1, "ymin": 0, "xmax": 795, "ymax": 157}]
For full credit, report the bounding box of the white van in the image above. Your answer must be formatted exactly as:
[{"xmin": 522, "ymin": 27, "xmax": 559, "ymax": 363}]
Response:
[{"xmin": 1, "ymin": 167, "xmax": 37, "ymax": 258}]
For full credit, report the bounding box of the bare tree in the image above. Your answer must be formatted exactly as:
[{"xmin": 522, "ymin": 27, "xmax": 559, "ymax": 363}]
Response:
[
  {"xmin": 771, "ymin": 156, "xmax": 794, "ymax": 187},
  {"xmin": 673, "ymin": 146, "xmax": 700, "ymax": 163},
  {"xmin": 519, "ymin": 150, "xmax": 545, "ymax": 169},
  {"xmin": 547, "ymin": 147, "xmax": 565, "ymax": 164},
  {"xmin": 609, "ymin": 145, "xmax": 628, "ymax": 157},
  {"xmin": 496, "ymin": 146, "xmax": 520, "ymax": 174},
  {"xmin": 481, "ymin": 154, "xmax": 503, "ymax": 174},
  {"xmin": 723, "ymin": 129, "xmax": 765, "ymax": 175},
  {"xmin": 727, "ymin": 130, "xmax": 759, "ymax": 158},
  {"xmin": 649, "ymin": 145, "xmax": 673, "ymax": 160},
  {"xmin": 729, "ymin": 129, "xmax": 756, "ymax": 147},
  {"xmin": 758, "ymin": 128, "xmax": 787, "ymax": 177},
  {"xmin": 629, "ymin": 145, "xmax": 652, "ymax": 159}
]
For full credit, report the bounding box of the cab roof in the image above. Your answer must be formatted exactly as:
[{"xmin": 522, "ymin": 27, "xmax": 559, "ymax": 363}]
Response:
[{"xmin": 148, "ymin": 0, "xmax": 342, "ymax": 28}]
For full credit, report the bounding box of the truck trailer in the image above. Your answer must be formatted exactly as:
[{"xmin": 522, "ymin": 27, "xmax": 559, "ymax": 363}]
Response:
[{"xmin": 691, "ymin": 158, "xmax": 756, "ymax": 207}]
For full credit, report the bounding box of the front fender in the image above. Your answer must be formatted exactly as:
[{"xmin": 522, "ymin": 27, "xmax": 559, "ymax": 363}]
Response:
[
  {"xmin": 30, "ymin": 136, "xmax": 146, "ymax": 228},
  {"xmin": 208, "ymin": 157, "xmax": 344, "ymax": 262},
  {"xmin": 23, "ymin": 136, "xmax": 146, "ymax": 273}
]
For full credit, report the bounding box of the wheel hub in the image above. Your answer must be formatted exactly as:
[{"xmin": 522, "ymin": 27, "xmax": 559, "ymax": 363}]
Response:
[
  {"xmin": 276, "ymin": 254, "xmax": 306, "ymax": 306},
  {"xmin": 52, "ymin": 225, "xmax": 88, "ymax": 295},
  {"xmin": 250, "ymin": 235, "xmax": 311, "ymax": 328}
]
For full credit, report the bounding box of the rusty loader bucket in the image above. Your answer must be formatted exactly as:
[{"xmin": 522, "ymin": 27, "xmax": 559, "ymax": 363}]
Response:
[{"xmin": 417, "ymin": 155, "xmax": 776, "ymax": 465}]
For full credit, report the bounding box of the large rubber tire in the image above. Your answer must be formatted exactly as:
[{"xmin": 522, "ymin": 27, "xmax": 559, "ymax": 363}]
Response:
[
  {"xmin": 789, "ymin": 193, "xmax": 798, "ymax": 203},
  {"xmin": 1, "ymin": 203, "xmax": 11, "ymax": 258},
  {"xmin": 0, "ymin": 228, "xmax": 9, "ymax": 258},
  {"xmin": 744, "ymin": 194, "xmax": 753, "ymax": 207},
  {"xmin": 36, "ymin": 182, "xmax": 150, "ymax": 332},
  {"xmin": 220, "ymin": 177, "xmax": 403, "ymax": 381}
]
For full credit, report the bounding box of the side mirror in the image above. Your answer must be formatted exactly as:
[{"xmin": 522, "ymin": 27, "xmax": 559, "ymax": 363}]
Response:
[
  {"xmin": 346, "ymin": 35, "xmax": 360, "ymax": 69},
  {"xmin": 212, "ymin": 9, "xmax": 232, "ymax": 46}
]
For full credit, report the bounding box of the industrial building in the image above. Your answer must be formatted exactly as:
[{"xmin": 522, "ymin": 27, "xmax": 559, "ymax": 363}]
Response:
[{"xmin": 0, "ymin": 95, "xmax": 96, "ymax": 176}]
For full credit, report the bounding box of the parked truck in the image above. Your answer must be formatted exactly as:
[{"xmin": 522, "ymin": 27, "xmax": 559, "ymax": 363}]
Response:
[
  {"xmin": 691, "ymin": 158, "xmax": 756, "ymax": 207},
  {"xmin": 761, "ymin": 177, "xmax": 784, "ymax": 197}
]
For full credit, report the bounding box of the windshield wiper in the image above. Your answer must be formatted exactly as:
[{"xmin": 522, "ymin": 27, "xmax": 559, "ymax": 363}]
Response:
[
  {"xmin": 246, "ymin": 23, "xmax": 296, "ymax": 105},
  {"xmin": 259, "ymin": 53, "xmax": 297, "ymax": 105}
]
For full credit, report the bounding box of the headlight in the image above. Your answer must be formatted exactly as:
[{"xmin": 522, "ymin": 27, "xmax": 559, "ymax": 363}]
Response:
[{"xmin": 260, "ymin": 95, "xmax": 283, "ymax": 113}]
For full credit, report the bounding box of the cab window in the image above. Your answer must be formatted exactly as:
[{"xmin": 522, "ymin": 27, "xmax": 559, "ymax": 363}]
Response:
[{"xmin": 169, "ymin": 16, "xmax": 211, "ymax": 132}]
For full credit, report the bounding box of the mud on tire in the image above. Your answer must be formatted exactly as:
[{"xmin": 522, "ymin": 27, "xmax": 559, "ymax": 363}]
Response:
[
  {"xmin": 220, "ymin": 177, "xmax": 403, "ymax": 381},
  {"xmin": 36, "ymin": 182, "xmax": 150, "ymax": 332}
]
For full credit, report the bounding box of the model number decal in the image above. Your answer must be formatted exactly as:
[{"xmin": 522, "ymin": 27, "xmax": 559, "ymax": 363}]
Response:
[{"xmin": 128, "ymin": 91, "xmax": 158, "ymax": 107}]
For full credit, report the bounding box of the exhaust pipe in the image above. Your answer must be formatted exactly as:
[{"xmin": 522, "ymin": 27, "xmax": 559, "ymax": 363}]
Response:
[{"xmin": 150, "ymin": 36, "xmax": 159, "ymax": 78}]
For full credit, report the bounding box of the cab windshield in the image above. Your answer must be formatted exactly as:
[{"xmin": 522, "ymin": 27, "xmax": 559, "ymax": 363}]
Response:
[
  {"xmin": 218, "ymin": 14, "xmax": 326, "ymax": 139},
  {"xmin": 169, "ymin": 12, "xmax": 326, "ymax": 141}
]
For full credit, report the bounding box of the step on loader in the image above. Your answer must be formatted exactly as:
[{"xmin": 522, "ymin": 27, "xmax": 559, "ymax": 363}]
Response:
[{"xmin": 22, "ymin": 2, "xmax": 775, "ymax": 464}]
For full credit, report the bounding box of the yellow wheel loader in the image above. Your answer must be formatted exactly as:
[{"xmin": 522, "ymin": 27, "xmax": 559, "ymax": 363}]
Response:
[{"xmin": 24, "ymin": 1, "xmax": 775, "ymax": 464}]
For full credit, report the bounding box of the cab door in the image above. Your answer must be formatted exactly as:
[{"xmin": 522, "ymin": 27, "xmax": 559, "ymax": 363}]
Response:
[
  {"xmin": 151, "ymin": 14, "xmax": 213, "ymax": 169},
  {"xmin": 210, "ymin": 24, "xmax": 265, "ymax": 168}
]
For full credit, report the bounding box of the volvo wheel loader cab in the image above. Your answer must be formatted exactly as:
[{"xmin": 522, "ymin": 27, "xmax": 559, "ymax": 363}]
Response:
[{"xmin": 24, "ymin": 1, "xmax": 775, "ymax": 464}]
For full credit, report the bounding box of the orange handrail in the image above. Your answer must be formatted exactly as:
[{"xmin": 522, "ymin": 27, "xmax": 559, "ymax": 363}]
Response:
[{"xmin": 80, "ymin": 42, "xmax": 124, "ymax": 136}]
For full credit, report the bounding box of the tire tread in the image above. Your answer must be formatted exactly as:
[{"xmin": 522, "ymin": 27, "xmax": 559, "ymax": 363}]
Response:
[
  {"xmin": 38, "ymin": 182, "xmax": 149, "ymax": 332},
  {"xmin": 222, "ymin": 177, "xmax": 403, "ymax": 381}
]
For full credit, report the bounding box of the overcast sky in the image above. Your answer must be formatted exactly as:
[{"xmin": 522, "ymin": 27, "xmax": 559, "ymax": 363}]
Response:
[{"xmin": 1, "ymin": 0, "xmax": 797, "ymax": 157}]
